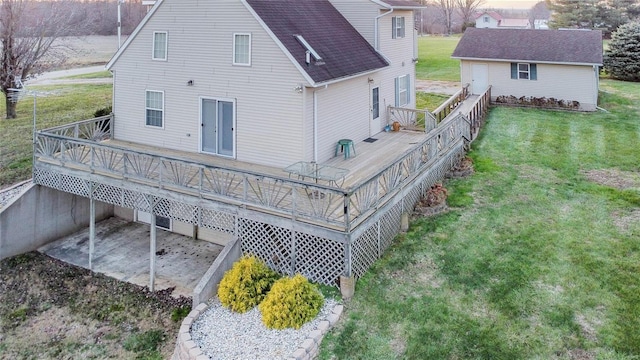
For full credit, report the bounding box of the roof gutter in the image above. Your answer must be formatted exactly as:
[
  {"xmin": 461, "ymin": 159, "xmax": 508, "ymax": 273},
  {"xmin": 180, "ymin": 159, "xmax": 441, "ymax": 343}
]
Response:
[
  {"xmin": 374, "ymin": 7, "xmax": 393, "ymax": 51},
  {"xmin": 451, "ymin": 57, "xmax": 602, "ymax": 67},
  {"xmin": 313, "ymin": 85, "xmax": 328, "ymax": 162}
]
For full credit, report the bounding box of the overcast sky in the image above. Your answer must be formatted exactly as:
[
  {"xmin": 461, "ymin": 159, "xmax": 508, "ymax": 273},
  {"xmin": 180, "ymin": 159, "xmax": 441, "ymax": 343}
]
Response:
[{"xmin": 484, "ymin": 0, "xmax": 540, "ymax": 9}]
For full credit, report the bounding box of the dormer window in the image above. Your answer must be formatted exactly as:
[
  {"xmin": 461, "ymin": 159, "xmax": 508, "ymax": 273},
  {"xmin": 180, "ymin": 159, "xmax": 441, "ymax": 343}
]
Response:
[
  {"xmin": 392, "ymin": 16, "xmax": 405, "ymax": 39},
  {"xmin": 152, "ymin": 31, "xmax": 167, "ymax": 60}
]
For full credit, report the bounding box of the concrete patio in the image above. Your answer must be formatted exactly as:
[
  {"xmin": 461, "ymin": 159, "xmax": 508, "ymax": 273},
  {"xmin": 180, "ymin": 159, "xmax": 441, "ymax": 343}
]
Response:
[{"xmin": 38, "ymin": 216, "xmax": 224, "ymax": 298}]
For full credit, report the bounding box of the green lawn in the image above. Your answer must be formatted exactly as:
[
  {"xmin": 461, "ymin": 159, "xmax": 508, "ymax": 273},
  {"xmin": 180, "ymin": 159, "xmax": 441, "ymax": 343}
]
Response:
[
  {"xmin": 416, "ymin": 36, "xmax": 461, "ymax": 82},
  {"xmin": 0, "ymin": 84, "xmax": 112, "ymax": 187},
  {"xmin": 320, "ymin": 80, "xmax": 640, "ymax": 359},
  {"xmin": 62, "ymin": 71, "xmax": 113, "ymax": 80}
]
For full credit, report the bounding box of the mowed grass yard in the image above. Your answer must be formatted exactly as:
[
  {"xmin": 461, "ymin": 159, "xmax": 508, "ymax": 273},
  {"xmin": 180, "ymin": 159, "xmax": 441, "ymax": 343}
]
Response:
[
  {"xmin": 0, "ymin": 84, "xmax": 112, "ymax": 188},
  {"xmin": 0, "ymin": 35, "xmax": 639, "ymax": 359},
  {"xmin": 320, "ymin": 39, "xmax": 640, "ymax": 358}
]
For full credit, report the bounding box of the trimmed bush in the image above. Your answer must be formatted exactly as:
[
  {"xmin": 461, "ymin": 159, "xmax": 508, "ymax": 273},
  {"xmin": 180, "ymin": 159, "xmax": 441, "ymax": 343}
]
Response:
[
  {"xmin": 217, "ymin": 255, "xmax": 279, "ymax": 313},
  {"xmin": 258, "ymin": 274, "xmax": 324, "ymax": 330}
]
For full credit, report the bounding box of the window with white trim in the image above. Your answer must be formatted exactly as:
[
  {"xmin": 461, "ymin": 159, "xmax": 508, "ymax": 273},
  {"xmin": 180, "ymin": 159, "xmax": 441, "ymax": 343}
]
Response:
[
  {"xmin": 152, "ymin": 31, "xmax": 167, "ymax": 60},
  {"xmin": 233, "ymin": 33, "xmax": 251, "ymax": 65},
  {"xmin": 511, "ymin": 62, "xmax": 537, "ymax": 80},
  {"xmin": 484, "ymin": 16, "xmax": 489, "ymax": 23},
  {"xmin": 145, "ymin": 90, "xmax": 164, "ymax": 127},
  {"xmin": 395, "ymin": 74, "xmax": 410, "ymax": 106},
  {"xmin": 392, "ymin": 16, "xmax": 405, "ymax": 39},
  {"xmin": 518, "ymin": 63, "xmax": 530, "ymax": 79},
  {"xmin": 372, "ymin": 87, "xmax": 380, "ymax": 119}
]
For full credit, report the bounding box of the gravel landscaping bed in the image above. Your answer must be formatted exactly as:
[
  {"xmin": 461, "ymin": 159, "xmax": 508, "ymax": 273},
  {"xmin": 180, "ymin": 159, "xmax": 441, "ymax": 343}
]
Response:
[
  {"xmin": 191, "ymin": 298, "xmax": 338, "ymax": 360},
  {"xmin": 0, "ymin": 180, "xmax": 31, "ymax": 209}
]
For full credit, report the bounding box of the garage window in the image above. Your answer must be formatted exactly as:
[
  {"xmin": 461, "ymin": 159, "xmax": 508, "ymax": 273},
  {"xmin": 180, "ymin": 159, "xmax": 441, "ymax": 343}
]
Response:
[{"xmin": 511, "ymin": 63, "xmax": 537, "ymax": 80}]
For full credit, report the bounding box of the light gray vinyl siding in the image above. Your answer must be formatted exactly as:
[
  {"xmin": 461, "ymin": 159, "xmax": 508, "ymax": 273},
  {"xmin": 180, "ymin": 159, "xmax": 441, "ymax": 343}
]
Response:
[
  {"xmin": 315, "ymin": 78, "xmax": 371, "ymax": 163},
  {"xmin": 460, "ymin": 60, "xmax": 599, "ymax": 111},
  {"xmin": 376, "ymin": 10, "xmax": 417, "ymax": 114},
  {"xmin": 328, "ymin": 0, "xmax": 379, "ymax": 46},
  {"xmin": 111, "ymin": 0, "xmax": 308, "ymax": 168}
]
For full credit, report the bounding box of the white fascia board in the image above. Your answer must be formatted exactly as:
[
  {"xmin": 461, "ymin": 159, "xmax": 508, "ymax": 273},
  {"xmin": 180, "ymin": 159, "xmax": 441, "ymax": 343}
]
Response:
[
  {"xmin": 312, "ymin": 67, "xmax": 387, "ymax": 88},
  {"xmin": 106, "ymin": 0, "xmax": 165, "ymax": 70},
  {"xmin": 241, "ymin": 0, "xmax": 317, "ymax": 87},
  {"xmin": 370, "ymin": 0, "xmax": 427, "ymax": 10},
  {"xmin": 452, "ymin": 57, "xmax": 602, "ymax": 67}
]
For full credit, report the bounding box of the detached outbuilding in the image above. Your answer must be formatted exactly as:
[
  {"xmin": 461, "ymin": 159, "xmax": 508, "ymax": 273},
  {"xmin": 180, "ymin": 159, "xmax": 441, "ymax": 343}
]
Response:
[{"xmin": 452, "ymin": 28, "xmax": 603, "ymax": 111}]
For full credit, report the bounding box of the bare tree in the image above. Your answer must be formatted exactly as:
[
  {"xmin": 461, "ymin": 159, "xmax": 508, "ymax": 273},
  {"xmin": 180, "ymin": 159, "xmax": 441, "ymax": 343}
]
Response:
[
  {"xmin": 435, "ymin": 0, "xmax": 457, "ymax": 34},
  {"xmin": 529, "ymin": 1, "xmax": 551, "ymax": 28},
  {"xmin": 0, "ymin": 0, "xmax": 90, "ymax": 119},
  {"xmin": 456, "ymin": 0, "xmax": 486, "ymax": 26}
]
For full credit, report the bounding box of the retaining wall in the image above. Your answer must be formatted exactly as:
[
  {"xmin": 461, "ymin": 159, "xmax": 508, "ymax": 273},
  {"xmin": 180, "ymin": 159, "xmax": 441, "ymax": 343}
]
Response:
[
  {"xmin": 0, "ymin": 184, "xmax": 113, "ymax": 260},
  {"xmin": 171, "ymin": 302, "xmax": 344, "ymax": 360},
  {"xmin": 192, "ymin": 237, "xmax": 242, "ymax": 307}
]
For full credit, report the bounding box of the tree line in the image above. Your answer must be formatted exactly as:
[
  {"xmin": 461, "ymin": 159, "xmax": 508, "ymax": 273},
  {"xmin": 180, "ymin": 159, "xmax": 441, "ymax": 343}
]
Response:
[
  {"xmin": 546, "ymin": 0, "xmax": 640, "ymax": 36},
  {"xmin": 0, "ymin": 0, "xmax": 148, "ymax": 119}
]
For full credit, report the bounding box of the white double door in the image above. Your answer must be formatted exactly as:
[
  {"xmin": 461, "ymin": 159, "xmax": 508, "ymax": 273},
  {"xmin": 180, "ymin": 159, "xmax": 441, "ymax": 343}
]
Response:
[{"xmin": 201, "ymin": 98, "xmax": 235, "ymax": 157}]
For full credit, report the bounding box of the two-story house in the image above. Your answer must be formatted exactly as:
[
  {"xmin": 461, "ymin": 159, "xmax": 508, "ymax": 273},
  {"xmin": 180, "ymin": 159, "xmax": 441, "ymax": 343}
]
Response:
[{"xmin": 28, "ymin": 0, "xmax": 476, "ymax": 297}]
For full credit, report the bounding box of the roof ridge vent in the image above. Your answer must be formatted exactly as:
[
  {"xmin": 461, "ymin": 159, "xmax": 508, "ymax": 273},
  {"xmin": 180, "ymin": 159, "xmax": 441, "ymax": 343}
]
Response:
[{"xmin": 295, "ymin": 34, "xmax": 324, "ymax": 66}]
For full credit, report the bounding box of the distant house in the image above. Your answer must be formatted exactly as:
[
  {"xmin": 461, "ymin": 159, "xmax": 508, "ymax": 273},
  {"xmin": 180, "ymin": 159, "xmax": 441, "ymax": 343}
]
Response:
[
  {"xmin": 534, "ymin": 19, "xmax": 549, "ymax": 30},
  {"xmin": 475, "ymin": 11, "xmax": 502, "ymax": 28},
  {"xmin": 452, "ymin": 28, "xmax": 603, "ymax": 111},
  {"xmin": 475, "ymin": 11, "xmax": 530, "ymax": 29}
]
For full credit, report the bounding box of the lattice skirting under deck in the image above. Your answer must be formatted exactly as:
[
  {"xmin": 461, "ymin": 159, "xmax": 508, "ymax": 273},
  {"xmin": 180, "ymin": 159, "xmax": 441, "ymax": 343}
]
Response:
[{"xmin": 33, "ymin": 141, "xmax": 464, "ymax": 287}]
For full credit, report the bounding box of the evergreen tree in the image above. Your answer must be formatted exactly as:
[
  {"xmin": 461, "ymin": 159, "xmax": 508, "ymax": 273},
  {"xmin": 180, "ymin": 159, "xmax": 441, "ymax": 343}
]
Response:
[
  {"xmin": 546, "ymin": 0, "xmax": 600, "ymax": 29},
  {"xmin": 603, "ymin": 21, "xmax": 640, "ymax": 81}
]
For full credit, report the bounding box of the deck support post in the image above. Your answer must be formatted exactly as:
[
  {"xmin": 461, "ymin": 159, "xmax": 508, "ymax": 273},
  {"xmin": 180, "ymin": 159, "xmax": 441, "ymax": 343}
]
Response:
[
  {"xmin": 150, "ymin": 213, "xmax": 157, "ymax": 292},
  {"xmin": 89, "ymin": 197, "xmax": 95, "ymax": 270}
]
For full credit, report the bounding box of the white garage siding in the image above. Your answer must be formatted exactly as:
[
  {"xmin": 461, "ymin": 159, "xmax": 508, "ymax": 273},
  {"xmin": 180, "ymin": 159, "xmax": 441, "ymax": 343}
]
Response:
[{"xmin": 460, "ymin": 60, "xmax": 599, "ymax": 111}]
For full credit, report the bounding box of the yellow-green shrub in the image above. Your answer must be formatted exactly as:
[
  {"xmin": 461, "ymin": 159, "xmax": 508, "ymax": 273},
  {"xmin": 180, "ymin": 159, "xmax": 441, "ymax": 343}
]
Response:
[
  {"xmin": 258, "ymin": 274, "xmax": 324, "ymax": 329},
  {"xmin": 217, "ymin": 255, "xmax": 279, "ymax": 313}
]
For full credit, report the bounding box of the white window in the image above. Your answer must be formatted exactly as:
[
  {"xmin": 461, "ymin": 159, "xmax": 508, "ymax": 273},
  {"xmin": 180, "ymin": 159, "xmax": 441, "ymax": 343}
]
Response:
[
  {"xmin": 518, "ymin": 63, "xmax": 530, "ymax": 79},
  {"xmin": 233, "ymin": 33, "xmax": 251, "ymax": 66},
  {"xmin": 511, "ymin": 63, "xmax": 538, "ymax": 80},
  {"xmin": 372, "ymin": 87, "xmax": 380, "ymax": 119},
  {"xmin": 395, "ymin": 74, "xmax": 410, "ymax": 106},
  {"xmin": 484, "ymin": 16, "xmax": 489, "ymax": 23},
  {"xmin": 392, "ymin": 16, "xmax": 405, "ymax": 39},
  {"xmin": 152, "ymin": 31, "xmax": 167, "ymax": 60},
  {"xmin": 145, "ymin": 90, "xmax": 164, "ymax": 127}
]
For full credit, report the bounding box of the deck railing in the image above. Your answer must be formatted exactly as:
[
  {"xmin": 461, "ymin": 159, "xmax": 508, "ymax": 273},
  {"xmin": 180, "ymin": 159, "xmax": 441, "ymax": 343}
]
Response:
[
  {"xmin": 387, "ymin": 106, "xmax": 438, "ymax": 132},
  {"xmin": 461, "ymin": 86, "xmax": 491, "ymax": 142},
  {"xmin": 432, "ymin": 83, "xmax": 470, "ymax": 122},
  {"xmin": 34, "ymin": 111, "xmax": 472, "ymax": 231}
]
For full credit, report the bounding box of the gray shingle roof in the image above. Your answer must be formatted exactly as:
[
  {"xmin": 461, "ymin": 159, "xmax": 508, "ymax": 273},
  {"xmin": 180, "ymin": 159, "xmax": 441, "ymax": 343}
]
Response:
[
  {"xmin": 452, "ymin": 28, "xmax": 603, "ymax": 65},
  {"xmin": 246, "ymin": 0, "xmax": 389, "ymax": 84}
]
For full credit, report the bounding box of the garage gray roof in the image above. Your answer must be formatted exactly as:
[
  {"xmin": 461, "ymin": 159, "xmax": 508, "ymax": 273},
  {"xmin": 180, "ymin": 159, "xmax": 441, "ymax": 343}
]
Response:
[
  {"xmin": 452, "ymin": 28, "xmax": 603, "ymax": 65},
  {"xmin": 246, "ymin": 0, "xmax": 389, "ymax": 84}
]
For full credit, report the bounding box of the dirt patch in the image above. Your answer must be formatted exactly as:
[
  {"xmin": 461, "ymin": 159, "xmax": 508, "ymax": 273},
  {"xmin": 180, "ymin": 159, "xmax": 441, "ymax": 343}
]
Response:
[
  {"xmin": 582, "ymin": 169, "xmax": 640, "ymax": 190},
  {"xmin": 613, "ymin": 209, "xmax": 640, "ymax": 233},
  {"xmin": 415, "ymin": 80, "xmax": 461, "ymax": 96},
  {"xmin": 0, "ymin": 252, "xmax": 190, "ymax": 359}
]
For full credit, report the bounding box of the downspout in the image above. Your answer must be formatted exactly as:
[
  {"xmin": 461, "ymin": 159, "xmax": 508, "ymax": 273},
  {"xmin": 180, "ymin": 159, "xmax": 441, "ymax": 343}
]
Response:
[
  {"xmin": 313, "ymin": 85, "xmax": 328, "ymax": 162},
  {"xmin": 374, "ymin": 8, "xmax": 394, "ymax": 50}
]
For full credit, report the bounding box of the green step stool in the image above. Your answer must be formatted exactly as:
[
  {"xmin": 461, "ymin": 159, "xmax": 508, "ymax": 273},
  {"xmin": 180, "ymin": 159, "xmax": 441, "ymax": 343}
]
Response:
[{"xmin": 335, "ymin": 139, "xmax": 356, "ymax": 159}]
